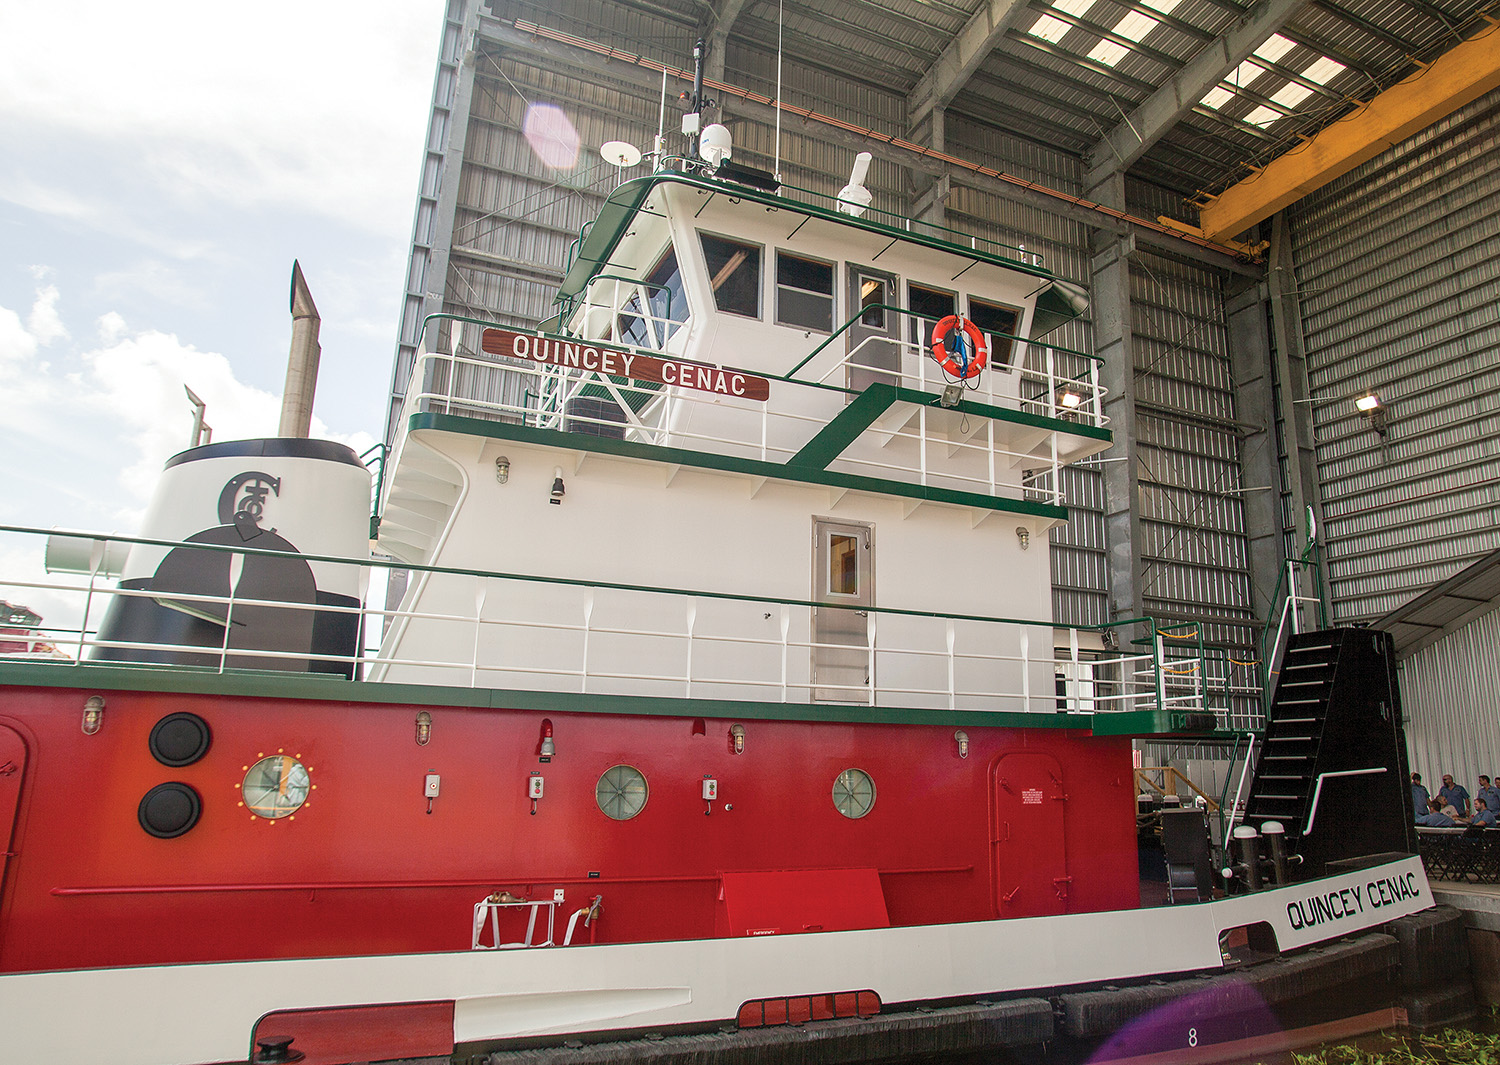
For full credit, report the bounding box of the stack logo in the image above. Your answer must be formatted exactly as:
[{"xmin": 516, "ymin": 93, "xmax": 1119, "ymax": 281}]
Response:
[{"xmin": 218, "ymin": 472, "xmax": 281, "ymax": 540}]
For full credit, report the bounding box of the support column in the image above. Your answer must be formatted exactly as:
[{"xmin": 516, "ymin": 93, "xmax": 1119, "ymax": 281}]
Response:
[
  {"xmin": 910, "ymin": 108, "xmax": 949, "ymax": 227},
  {"xmin": 1267, "ymin": 211, "xmax": 1333, "ymax": 611},
  {"xmin": 1089, "ymin": 171, "xmax": 1144, "ymax": 625},
  {"xmin": 1225, "ymin": 276, "xmax": 1280, "ymax": 624}
]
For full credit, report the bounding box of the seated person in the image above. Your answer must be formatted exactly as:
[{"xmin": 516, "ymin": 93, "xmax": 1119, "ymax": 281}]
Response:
[
  {"xmin": 1439, "ymin": 774, "xmax": 1471, "ymax": 817},
  {"xmin": 1472, "ymin": 797, "xmax": 1497, "ymax": 828},
  {"xmin": 1417, "ymin": 798, "xmax": 1459, "ymax": 827}
]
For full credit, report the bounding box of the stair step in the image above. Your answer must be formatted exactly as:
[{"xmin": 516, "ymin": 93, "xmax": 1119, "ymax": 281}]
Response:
[
  {"xmin": 1272, "ymin": 716, "xmax": 1319, "ymax": 724},
  {"xmin": 1259, "ymin": 774, "xmax": 1307, "ymax": 781},
  {"xmin": 1255, "ymin": 793, "xmax": 1303, "ymax": 801},
  {"xmin": 1267, "ymin": 735, "xmax": 1315, "ymax": 742},
  {"xmin": 1262, "ymin": 755, "xmax": 1311, "ymax": 762}
]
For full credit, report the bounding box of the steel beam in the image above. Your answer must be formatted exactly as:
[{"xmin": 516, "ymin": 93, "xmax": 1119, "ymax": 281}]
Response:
[
  {"xmin": 704, "ymin": 0, "xmax": 751, "ymax": 83},
  {"xmin": 1224, "ymin": 276, "xmax": 1281, "ymax": 624},
  {"xmin": 1084, "ymin": 0, "xmax": 1307, "ymax": 187},
  {"xmin": 1198, "ymin": 26, "xmax": 1500, "ymax": 241},
  {"xmin": 908, "ymin": 0, "xmax": 1031, "ymax": 131}
]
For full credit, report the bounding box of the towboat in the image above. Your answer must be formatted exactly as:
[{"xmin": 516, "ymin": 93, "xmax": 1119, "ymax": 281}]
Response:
[{"xmin": 0, "ymin": 126, "xmax": 1431, "ymax": 1065}]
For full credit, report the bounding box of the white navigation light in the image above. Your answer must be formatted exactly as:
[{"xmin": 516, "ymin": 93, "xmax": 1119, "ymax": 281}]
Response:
[
  {"xmin": 700, "ymin": 123, "xmax": 733, "ymax": 166},
  {"xmin": 837, "ymin": 151, "xmax": 874, "ymax": 217}
]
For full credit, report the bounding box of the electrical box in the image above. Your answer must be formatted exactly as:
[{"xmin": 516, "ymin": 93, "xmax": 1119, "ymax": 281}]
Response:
[
  {"xmin": 682, "ymin": 112, "xmax": 701, "ymax": 136},
  {"xmin": 424, "ymin": 773, "xmax": 441, "ymax": 798},
  {"xmin": 529, "ymin": 773, "xmax": 545, "ymax": 799},
  {"xmin": 702, "ymin": 777, "xmax": 718, "ymax": 800}
]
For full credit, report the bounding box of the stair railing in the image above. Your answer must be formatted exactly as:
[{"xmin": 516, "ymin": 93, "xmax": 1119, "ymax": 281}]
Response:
[{"xmin": 1260, "ymin": 549, "xmax": 1327, "ymax": 712}]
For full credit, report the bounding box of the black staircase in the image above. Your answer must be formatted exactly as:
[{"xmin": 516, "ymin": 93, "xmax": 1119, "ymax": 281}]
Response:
[{"xmin": 1243, "ymin": 628, "xmax": 1417, "ymax": 880}]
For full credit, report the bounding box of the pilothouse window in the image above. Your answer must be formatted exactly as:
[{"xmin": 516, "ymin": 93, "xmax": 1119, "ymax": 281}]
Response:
[
  {"xmin": 616, "ymin": 248, "xmax": 686, "ymax": 348},
  {"xmin": 908, "ymin": 284, "xmax": 955, "ymax": 345},
  {"xmin": 700, "ymin": 234, "xmax": 761, "ymax": 318},
  {"xmin": 967, "ymin": 298, "xmax": 1020, "ymax": 369},
  {"xmin": 776, "ymin": 253, "xmax": 834, "ymax": 332}
]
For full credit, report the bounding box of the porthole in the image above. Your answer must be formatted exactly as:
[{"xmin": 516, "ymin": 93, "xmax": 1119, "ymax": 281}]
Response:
[
  {"xmin": 148, "ymin": 712, "xmax": 212, "ymax": 767},
  {"xmin": 596, "ymin": 764, "xmax": 648, "ymax": 820},
  {"xmin": 832, "ymin": 768, "xmax": 876, "ymax": 819},
  {"xmin": 240, "ymin": 755, "xmax": 311, "ymax": 819},
  {"xmin": 138, "ymin": 782, "xmax": 202, "ymax": 838}
]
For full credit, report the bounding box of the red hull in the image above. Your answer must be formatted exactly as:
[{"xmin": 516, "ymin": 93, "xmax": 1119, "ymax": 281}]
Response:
[{"xmin": 0, "ymin": 684, "xmax": 1140, "ymax": 974}]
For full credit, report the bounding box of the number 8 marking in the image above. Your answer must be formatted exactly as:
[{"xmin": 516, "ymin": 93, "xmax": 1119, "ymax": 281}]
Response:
[{"xmin": 1188, "ymin": 1028, "xmax": 1198, "ymax": 1047}]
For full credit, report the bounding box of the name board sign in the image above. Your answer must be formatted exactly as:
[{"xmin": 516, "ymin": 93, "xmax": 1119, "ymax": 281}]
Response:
[
  {"xmin": 482, "ymin": 328, "xmax": 771, "ymax": 402},
  {"xmin": 1214, "ymin": 855, "xmax": 1430, "ymax": 952}
]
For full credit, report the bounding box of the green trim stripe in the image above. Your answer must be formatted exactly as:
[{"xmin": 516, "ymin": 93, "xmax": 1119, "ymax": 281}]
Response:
[{"xmin": 0, "ymin": 660, "xmax": 1124, "ymax": 732}]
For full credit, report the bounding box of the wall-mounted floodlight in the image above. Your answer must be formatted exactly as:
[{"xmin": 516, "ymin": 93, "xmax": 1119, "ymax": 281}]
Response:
[{"xmin": 1355, "ymin": 392, "xmax": 1388, "ymax": 436}]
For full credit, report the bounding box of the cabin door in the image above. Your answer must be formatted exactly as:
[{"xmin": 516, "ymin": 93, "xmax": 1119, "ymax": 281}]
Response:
[
  {"xmin": 846, "ymin": 267, "xmax": 901, "ymax": 394},
  {"xmin": 812, "ymin": 518, "xmax": 873, "ymax": 702},
  {"xmin": 990, "ymin": 751, "xmax": 1070, "ymax": 917},
  {"xmin": 0, "ymin": 725, "xmax": 25, "ymax": 907}
]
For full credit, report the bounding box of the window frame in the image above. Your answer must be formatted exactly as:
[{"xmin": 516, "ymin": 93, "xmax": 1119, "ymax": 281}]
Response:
[
  {"xmin": 774, "ymin": 250, "xmax": 836, "ymax": 333},
  {"xmin": 697, "ymin": 231, "xmax": 764, "ymax": 320}
]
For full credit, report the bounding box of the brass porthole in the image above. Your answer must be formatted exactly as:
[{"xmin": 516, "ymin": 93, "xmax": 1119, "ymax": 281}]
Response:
[
  {"xmin": 239, "ymin": 754, "xmax": 312, "ymax": 820},
  {"xmin": 596, "ymin": 764, "xmax": 648, "ymax": 820}
]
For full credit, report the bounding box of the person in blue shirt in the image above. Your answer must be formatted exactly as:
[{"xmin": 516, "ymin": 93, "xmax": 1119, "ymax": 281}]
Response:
[
  {"xmin": 1476, "ymin": 775, "xmax": 1500, "ymax": 819},
  {"xmin": 1417, "ymin": 799, "xmax": 1458, "ymax": 827},
  {"xmin": 1438, "ymin": 774, "xmax": 1470, "ymax": 817},
  {"xmin": 1411, "ymin": 773, "xmax": 1431, "ymax": 818},
  {"xmin": 1472, "ymin": 796, "xmax": 1498, "ymax": 828}
]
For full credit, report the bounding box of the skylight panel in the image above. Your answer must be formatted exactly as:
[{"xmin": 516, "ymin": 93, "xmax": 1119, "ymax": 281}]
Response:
[
  {"xmin": 1089, "ymin": 39, "xmax": 1131, "ymax": 65},
  {"xmin": 1028, "ymin": 0, "xmax": 1095, "ymax": 45},
  {"xmin": 1303, "ymin": 56, "xmax": 1347, "ymax": 85},
  {"xmin": 1113, "ymin": 10, "xmax": 1160, "ymax": 41},
  {"xmin": 1029, "ymin": 13, "xmax": 1076, "ymax": 43},
  {"xmin": 1253, "ymin": 34, "xmax": 1297, "ymax": 63},
  {"xmin": 1201, "ymin": 85, "xmax": 1234, "ymax": 109},
  {"xmin": 1270, "ymin": 82, "xmax": 1314, "ymax": 109},
  {"xmin": 1226, "ymin": 58, "xmax": 1267, "ymax": 87},
  {"xmin": 1244, "ymin": 104, "xmax": 1284, "ymax": 128},
  {"xmin": 1142, "ymin": 0, "xmax": 1183, "ymax": 14}
]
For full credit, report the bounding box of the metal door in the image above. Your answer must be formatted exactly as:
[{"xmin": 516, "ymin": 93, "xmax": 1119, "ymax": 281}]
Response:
[
  {"xmin": 812, "ymin": 518, "xmax": 873, "ymax": 702},
  {"xmin": 845, "ymin": 267, "xmax": 901, "ymax": 393},
  {"xmin": 990, "ymin": 751, "xmax": 1070, "ymax": 917},
  {"xmin": 0, "ymin": 725, "xmax": 26, "ymax": 914}
]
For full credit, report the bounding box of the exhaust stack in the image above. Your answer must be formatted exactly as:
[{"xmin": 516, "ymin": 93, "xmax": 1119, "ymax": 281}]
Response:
[{"xmin": 277, "ymin": 260, "xmax": 322, "ymax": 439}]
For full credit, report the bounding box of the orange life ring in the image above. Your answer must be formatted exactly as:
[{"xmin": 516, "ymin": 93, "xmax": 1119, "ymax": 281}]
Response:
[{"xmin": 930, "ymin": 315, "xmax": 987, "ymax": 379}]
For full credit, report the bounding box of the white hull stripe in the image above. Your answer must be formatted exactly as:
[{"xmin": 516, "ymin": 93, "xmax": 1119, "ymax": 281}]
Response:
[{"xmin": 0, "ymin": 857, "xmax": 1430, "ymax": 1065}]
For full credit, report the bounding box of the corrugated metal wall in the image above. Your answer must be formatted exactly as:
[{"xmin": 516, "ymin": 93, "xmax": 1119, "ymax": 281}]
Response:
[
  {"xmin": 1287, "ymin": 86, "xmax": 1500, "ymax": 624},
  {"xmin": 1129, "ymin": 251, "xmax": 1256, "ymax": 650},
  {"xmin": 1400, "ymin": 604, "xmax": 1500, "ymax": 795}
]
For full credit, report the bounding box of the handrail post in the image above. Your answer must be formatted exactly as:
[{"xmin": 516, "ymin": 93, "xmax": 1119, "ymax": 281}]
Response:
[
  {"xmin": 685, "ymin": 601, "xmax": 697, "ymax": 698},
  {"xmin": 1020, "ymin": 627, "xmax": 1030, "ymax": 712},
  {"xmin": 780, "ymin": 605, "xmax": 791, "ymax": 702},
  {"xmin": 866, "ymin": 611, "xmax": 877, "ymax": 706},
  {"xmin": 581, "ymin": 589, "xmax": 595, "ymax": 694},
  {"xmin": 1153, "ymin": 628, "xmax": 1167, "ymax": 713},
  {"xmin": 219, "ymin": 553, "xmax": 241, "ymax": 674},
  {"xmin": 946, "ymin": 619, "xmax": 956, "ymax": 710}
]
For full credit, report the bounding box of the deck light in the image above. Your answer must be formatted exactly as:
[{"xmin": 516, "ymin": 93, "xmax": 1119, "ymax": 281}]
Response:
[
  {"xmin": 539, "ymin": 719, "xmax": 555, "ymax": 760},
  {"xmin": 1016, "ymin": 526, "xmax": 1030, "ymax": 551},
  {"xmin": 495, "ymin": 456, "xmax": 510, "ymax": 484},
  {"xmin": 954, "ymin": 730, "xmax": 969, "ymax": 759},
  {"xmin": 81, "ymin": 694, "xmax": 105, "ymax": 735},
  {"xmin": 550, "ymin": 468, "xmax": 566, "ymax": 504},
  {"xmin": 415, "ymin": 711, "xmax": 432, "ymax": 746},
  {"xmin": 730, "ymin": 723, "xmax": 745, "ymax": 754},
  {"xmin": 1059, "ymin": 388, "xmax": 1083, "ymax": 409},
  {"xmin": 1354, "ymin": 392, "xmax": 1381, "ymax": 412},
  {"xmin": 939, "ymin": 384, "xmax": 963, "ymax": 408}
]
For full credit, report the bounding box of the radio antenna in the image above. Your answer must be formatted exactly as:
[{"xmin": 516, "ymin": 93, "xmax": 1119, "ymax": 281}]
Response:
[{"xmin": 774, "ymin": 0, "xmax": 784, "ymax": 181}]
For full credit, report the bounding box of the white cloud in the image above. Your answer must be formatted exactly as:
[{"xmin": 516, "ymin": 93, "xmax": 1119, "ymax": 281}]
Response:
[
  {"xmin": 0, "ymin": 1, "xmax": 441, "ymax": 234},
  {"xmin": 25, "ymin": 285, "xmax": 68, "ymax": 345}
]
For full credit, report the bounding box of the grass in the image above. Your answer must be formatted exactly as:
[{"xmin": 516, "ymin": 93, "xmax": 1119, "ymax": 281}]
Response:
[{"xmin": 1280, "ymin": 1024, "xmax": 1500, "ymax": 1065}]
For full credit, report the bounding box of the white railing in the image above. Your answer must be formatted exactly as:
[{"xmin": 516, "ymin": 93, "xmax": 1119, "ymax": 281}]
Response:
[
  {"xmin": 0, "ymin": 525, "xmax": 1192, "ymax": 720},
  {"xmin": 406, "ymin": 331, "xmax": 1104, "ymax": 510}
]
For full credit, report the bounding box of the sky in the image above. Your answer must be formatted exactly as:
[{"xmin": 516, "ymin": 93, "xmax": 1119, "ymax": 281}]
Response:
[{"xmin": 0, "ymin": 0, "xmax": 450, "ymax": 627}]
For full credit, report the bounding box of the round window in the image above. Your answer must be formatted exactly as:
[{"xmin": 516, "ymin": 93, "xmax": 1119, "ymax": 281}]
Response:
[
  {"xmin": 832, "ymin": 768, "xmax": 876, "ymax": 819},
  {"xmin": 240, "ymin": 755, "xmax": 311, "ymax": 819},
  {"xmin": 596, "ymin": 764, "xmax": 648, "ymax": 820}
]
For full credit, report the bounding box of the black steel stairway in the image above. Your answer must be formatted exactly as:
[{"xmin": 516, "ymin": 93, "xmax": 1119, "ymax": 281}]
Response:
[{"xmin": 1241, "ymin": 628, "xmax": 1417, "ymax": 879}]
